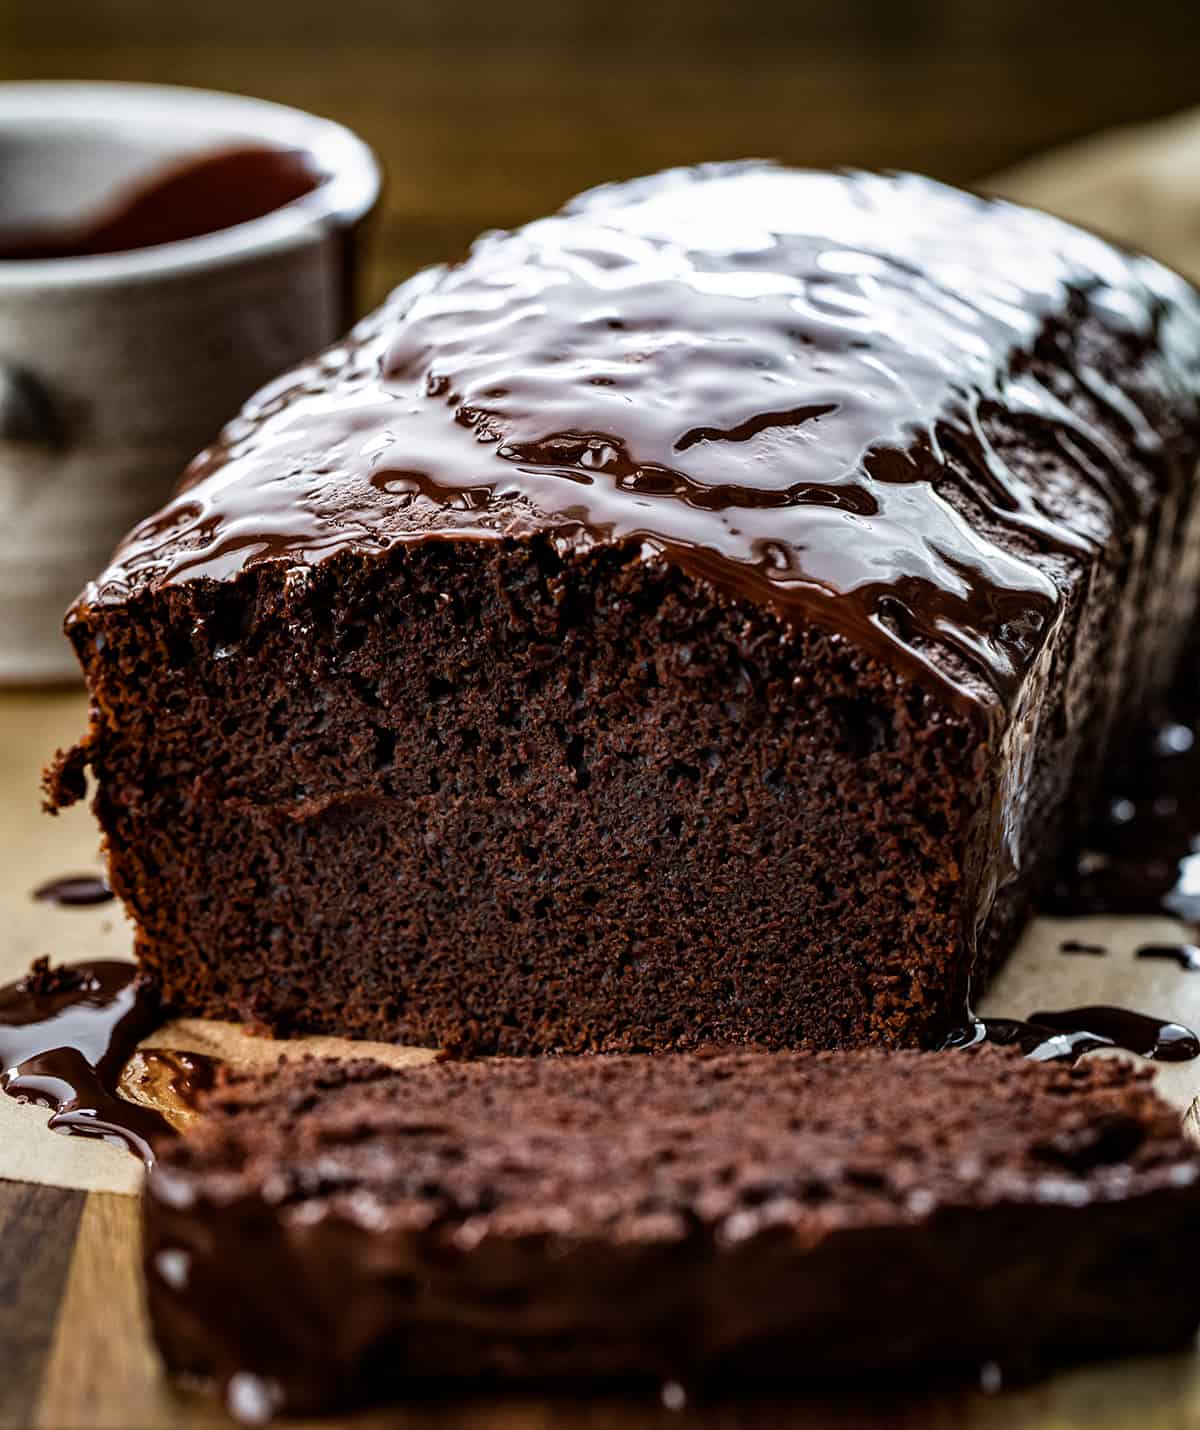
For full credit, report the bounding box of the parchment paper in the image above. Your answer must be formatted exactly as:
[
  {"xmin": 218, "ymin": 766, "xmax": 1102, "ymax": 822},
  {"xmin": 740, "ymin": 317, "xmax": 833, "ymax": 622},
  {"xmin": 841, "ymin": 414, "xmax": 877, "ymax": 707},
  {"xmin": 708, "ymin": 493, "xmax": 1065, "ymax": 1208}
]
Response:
[
  {"xmin": 989, "ymin": 106, "xmax": 1200, "ymax": 283},
  {"xmin": 6, "ymin": 111, "xmax": 1200, "ymax": 1194}
]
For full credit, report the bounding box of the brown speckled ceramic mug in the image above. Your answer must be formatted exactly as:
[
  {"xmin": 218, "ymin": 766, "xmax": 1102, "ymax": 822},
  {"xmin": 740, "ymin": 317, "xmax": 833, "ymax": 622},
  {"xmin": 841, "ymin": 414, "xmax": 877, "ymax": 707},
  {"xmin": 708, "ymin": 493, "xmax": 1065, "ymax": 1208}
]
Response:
[{"xmin": 0, "ymin": 82, "xmax": 380, "ymax": 683}]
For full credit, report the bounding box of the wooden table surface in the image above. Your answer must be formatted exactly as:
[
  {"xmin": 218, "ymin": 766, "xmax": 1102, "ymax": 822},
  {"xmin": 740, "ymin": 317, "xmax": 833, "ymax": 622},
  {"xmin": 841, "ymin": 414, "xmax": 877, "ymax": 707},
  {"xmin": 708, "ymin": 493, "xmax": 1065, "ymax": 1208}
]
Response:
[{"xmin": 5, "ymin": 5, "xmax": 1200, "ymax": 1425}]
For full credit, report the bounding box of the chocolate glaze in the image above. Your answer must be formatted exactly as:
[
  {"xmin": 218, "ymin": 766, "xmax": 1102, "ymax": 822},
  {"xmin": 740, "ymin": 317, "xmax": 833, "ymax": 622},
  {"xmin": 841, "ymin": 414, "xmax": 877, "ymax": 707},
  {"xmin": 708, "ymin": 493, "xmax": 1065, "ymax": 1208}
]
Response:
[
  {"xmin": 0, "ymin": 146, "xmax": 325, "ymax": 261},
  {"xmin": 82, "ymin": 165, "xmax": 1200, "ymax": 738},
  {"xmin": 0, "ymin": 958, "xmax": 168, "ymax": 1166},
  {"xmin": 1138, "ymin": 943, "xmax": 1200, "ymax": 972},
  {"xmin": 948, "ymin": 1005, "xmax": 1200, "ymax": 1063},
  {"xmin": 32, "ymin": 873, "xmax": 114, "ymax": 907},
  {"xmin": 1048, "ymin": 710, "xmax": 1200, "ymax": 920},
  {"xmin": 128, "ymin": 1048, "xmax": 220, "ymax": 1122}
]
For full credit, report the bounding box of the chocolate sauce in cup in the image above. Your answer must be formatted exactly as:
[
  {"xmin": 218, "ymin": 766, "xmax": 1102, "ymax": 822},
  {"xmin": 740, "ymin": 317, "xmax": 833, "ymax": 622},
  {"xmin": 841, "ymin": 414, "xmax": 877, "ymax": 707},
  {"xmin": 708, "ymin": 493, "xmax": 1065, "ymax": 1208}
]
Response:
[
  {"xmin": 0, "ymin": 145, "xmax": 326, "ymax": 261},
  {"xmin": 0, "ymin": 82, "xmax": 380, "ymax": 684}
]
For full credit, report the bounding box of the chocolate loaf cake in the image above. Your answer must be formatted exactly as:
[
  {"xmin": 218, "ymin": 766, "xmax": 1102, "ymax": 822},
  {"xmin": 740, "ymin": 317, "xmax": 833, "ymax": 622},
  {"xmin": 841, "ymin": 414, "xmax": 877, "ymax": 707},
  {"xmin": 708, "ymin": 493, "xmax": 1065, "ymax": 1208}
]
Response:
[
  {"xmin": 144, "ymin": 1047, "xmax": 1200, "ymax": 1420},
  {"xmin": 49, "ymin": 164, "xmax": 1200, "ymax": 1053}
]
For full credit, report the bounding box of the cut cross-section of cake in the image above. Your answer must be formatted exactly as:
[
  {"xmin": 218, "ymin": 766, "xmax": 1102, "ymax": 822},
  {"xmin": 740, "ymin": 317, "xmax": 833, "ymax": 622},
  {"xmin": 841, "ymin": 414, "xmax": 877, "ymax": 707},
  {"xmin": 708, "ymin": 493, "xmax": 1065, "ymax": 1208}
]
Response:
[
  {"xmin": 48, "ymin": 164, "xmax": 1200, "ymax": 1052},
  {"xmin": 143, "ymin": 1047, "xmax": 1200, "ymax": 1421}
]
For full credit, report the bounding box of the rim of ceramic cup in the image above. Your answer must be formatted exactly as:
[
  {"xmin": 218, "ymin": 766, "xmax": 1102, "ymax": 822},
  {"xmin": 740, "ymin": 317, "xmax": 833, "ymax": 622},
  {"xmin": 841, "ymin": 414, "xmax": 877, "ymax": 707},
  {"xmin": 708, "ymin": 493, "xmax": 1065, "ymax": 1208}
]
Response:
[{"xmin": 0, "ymin": 81, "xmax": 381, "ymax": 289}]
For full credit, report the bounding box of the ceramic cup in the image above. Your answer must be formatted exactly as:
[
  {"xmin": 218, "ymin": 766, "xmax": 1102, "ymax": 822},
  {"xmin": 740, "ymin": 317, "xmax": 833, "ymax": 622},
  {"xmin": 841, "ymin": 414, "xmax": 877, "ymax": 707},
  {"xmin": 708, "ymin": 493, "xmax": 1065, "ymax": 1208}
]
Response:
[{"xmin": 0, "ymin": 81, "xmax": 381, "ymax": 683}]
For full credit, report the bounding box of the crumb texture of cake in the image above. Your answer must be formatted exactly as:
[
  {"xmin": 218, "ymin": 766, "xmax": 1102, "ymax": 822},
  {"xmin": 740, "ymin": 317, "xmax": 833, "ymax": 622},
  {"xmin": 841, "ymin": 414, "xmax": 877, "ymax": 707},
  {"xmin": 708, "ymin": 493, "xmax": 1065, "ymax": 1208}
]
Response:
[
  {"xmin": 143, "ymin": 1047, "xmax": 1200, "ymax": 1420},
  {"xmin": 51, "ymin": 164, "xmax": 1200, "ymax": 1053}
]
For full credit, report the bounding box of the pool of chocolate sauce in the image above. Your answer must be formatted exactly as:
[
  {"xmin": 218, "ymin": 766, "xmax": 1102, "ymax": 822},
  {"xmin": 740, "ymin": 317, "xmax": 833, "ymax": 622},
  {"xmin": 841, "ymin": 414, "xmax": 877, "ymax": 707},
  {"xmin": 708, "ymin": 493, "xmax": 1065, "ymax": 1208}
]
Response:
[{"xmin": 0, "ymin": 959, "xmax": 169, "ymax": 1166}]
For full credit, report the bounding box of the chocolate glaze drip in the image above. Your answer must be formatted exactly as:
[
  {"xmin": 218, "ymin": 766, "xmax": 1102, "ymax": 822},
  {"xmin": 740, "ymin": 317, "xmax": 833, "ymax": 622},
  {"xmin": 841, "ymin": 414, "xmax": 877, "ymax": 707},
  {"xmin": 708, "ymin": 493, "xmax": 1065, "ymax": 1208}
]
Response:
[
  {"xmin": 0, "ymin": 146, "xmax": 325, "ymax": 261},
  {"xmin": 0, "ymin": 958, "xmax": 168, "ymax": 1166},
  {"xmin": 948, "ymin": 1005, "xmax": 1200, "ymax": 1063},
  {"xmin": 32, "ymin": 873, "xmax": 114, "ymax": 907},
  {"xmin": 1048, "ymin": 713, "xmax": 1200, "ymax": 920},
  {"xmin": 128, "ymin": 1048, "xmax": 221, "ymax": 1122},
  {"xmin": 82, "ymin": 165, "xmax": 1200, "ymax": 735},
  {"xmin": 1138, "ymin": 944, "xmax": 1200, "ymax": 972}
]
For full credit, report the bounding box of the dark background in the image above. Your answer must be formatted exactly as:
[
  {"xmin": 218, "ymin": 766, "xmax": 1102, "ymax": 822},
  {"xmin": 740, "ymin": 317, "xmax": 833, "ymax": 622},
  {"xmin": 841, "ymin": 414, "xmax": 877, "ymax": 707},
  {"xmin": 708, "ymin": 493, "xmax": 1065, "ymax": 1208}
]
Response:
[{"xmin": 2, "ymin": 0, "xmax": 1198, "ymax": 305}]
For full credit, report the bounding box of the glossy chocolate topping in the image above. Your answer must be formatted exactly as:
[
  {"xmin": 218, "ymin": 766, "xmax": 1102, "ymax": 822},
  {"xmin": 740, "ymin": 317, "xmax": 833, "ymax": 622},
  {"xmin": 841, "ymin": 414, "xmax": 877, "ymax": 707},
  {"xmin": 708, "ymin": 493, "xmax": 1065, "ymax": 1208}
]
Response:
[
  {"xmin": 948, "ymin": 1005, "xmax": 1200, "ymax": 1063},
  {"xmin": 0, "ymin": 146, "xmax": 324, "ymax": 261},
  {"xmin": 83, "ymin": 164, "xmax": 1200, "ymax": 727},
  {"xmin": 32, "ymin": 873, "xmax": 114, "ymax": 907},
  {"xmin": 1048, "ymin": 713, "xmax": 1200, "ymax": 920},
  {"xmin": 0, "ymin": 958, "xmax": 168, "ymax": 1166},
  {"xmin": 1138, "ymin": 944, "xmax": 1200, "ymax": 972},
  {"xmin": 124, "ymin": 1048, "xmax": 221, "ymax": 1127}
]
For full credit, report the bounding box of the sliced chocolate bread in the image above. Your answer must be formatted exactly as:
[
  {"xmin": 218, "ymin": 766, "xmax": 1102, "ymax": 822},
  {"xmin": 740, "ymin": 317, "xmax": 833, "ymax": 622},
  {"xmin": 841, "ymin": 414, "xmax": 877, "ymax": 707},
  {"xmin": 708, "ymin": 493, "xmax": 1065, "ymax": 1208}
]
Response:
[{"xmin": 144, "ymin": 1047, "xmax": 1200, "ymax": 1421}]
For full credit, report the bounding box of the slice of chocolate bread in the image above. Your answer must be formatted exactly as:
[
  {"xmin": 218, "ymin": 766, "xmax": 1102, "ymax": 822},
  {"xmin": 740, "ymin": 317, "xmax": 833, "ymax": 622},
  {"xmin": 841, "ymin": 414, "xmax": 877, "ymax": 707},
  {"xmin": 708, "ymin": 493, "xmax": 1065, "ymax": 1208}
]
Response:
[
  {"xmin": 49, "ymin": 164, "xmax": 1200, "ymax": 1053},
  {"xmin": 144, "ymin": 1047, "xmax": 1200, "ymax": 1421}
]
